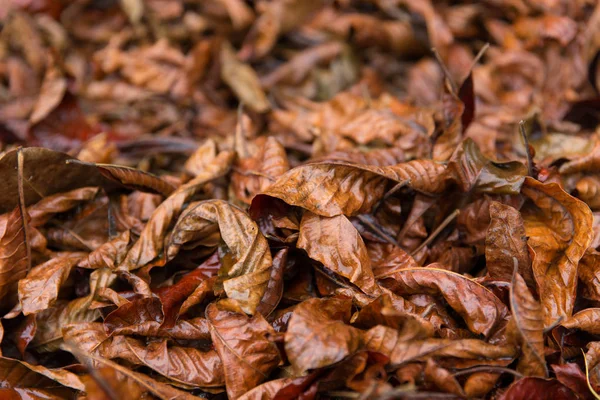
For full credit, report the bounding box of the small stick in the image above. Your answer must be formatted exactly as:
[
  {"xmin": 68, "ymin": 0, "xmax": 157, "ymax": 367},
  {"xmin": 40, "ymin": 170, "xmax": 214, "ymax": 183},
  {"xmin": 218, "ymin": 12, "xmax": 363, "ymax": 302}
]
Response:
[{"xmin": 410, "ymin": 209, "xmax": 460, "ymax": 256}]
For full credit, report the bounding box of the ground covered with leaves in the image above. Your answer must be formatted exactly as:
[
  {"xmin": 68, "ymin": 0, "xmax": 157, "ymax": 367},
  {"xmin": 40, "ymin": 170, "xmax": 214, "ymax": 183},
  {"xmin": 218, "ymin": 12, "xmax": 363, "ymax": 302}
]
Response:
[{"xmin": 2, "ymin": 0, "xmax": 600, "ymax": 399}]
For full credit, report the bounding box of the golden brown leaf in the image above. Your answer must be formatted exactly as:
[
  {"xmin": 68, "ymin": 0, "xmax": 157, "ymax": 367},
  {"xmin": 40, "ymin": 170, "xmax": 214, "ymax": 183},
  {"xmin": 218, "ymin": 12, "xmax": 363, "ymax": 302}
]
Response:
[
  {"xmin": 521, "ymin": 177, "xmax": 593, "ymax": 327},
  {"xmin": 207, "ymin": 302, "xmax": 281, "ymax": 398},
  {"xmin": 508, "ymin": 270, "xmax": 547, "ymax": 377},
  {"xmin": 485, "ymin": 201, "xmax": 534, "ymax": 286},
  {"xmin": 285, "ymin": 297, "xmax": 364, "ymax": 373},
  {"xmin": 119, "ymin": 150, "xmax": 234, "ymax": 271},
  {"xmin": 298, "ymin": 212, "xmax": 380, "ymax": 296},
  {"xmin": 380, "ymin": 267, "xmax": 508, "ymax": 336},
  {"xmin": 168, "ymin": 200, "xmax": 272, "ymax": 314}
]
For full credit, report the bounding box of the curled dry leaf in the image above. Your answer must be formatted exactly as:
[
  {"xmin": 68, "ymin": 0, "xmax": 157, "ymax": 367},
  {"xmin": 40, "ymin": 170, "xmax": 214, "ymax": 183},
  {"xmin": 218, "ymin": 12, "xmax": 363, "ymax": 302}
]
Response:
[
  {"xmin": 76, "ymin": 161, "xmax": 176, "ymax": 197},
  {"xmin": 119, "ymin": 150, "xmax": 234, "ymax": 271},
  {"xmin": 285, "ymin": 297, "xmax": 364, "ymax": 373},
  {"xmin": 508, "ymin": 270, "xmax": 547, "ymax": 377},
  {"xmin": 450, "ymin": 139, "xmax": 528, "ymax": 194},
  {"xmin": 365, "ymin": 325, "xmax": 515, "ymax": 366},
  {"xmin": 0, "ymin": 356, "xmax": 84, "ymax": 391},
  {"xmin": 485, "ymin": 201, "xmax": 534, "ymax": 286},
  {"xmin": 207, "ymin": 302, "xmax": 281, "ymax": 399},
  {"xmin": 521, "ymin": 177, "xmax": 593, "ymax": 327},
  {"xmin": 220, "ymin": 41, "xmax": 270, "ymax": 113},
  {"xmin": 19, "ymin": 252, "xmax": 86, "ymax": 315},
  {"xmin": 27, "ymin": 187, "xmax": 99, "ymax": 227},
  {"xmin": 0, "ymin": 206, "xmax": 29, "ymax": 308},
  {"xmin": 168, "ymin": 200, "xmax": 272, "ymax": 314},
  {"xmin": 562, "ymin": 309, "xmax": 600, "ymax": 334},
  {"xmin": 380, "ymin": 267, "xmax": 508, "ymax": 336},
  {"xmin": 298, "ymin": 212, "xmax": 380, "ymax": 296},
  {"xmin": 231, "ymin": 136, "xmax": 290, "ymax": 204},
  {"xmin": 251, "ymin": 160, "xmax": 449, "ymax": 218},
  {"xmin": 78, "ymin": 230, "xmax": 131, "ymax": 269},
  {"xmin": 65, "ymin": 343, "xmax": 200, "ymax": 400},
  {"xmin": 578, "ymin": 251, "xmax": 600, "ymax": 301}
]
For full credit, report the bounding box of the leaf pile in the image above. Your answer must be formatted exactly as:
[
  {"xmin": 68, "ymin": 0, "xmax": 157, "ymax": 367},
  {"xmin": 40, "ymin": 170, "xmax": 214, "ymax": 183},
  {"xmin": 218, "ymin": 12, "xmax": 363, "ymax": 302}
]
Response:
[{"xmin": 2, "ymin": 1, "xmax": 600, "ymax": 399}]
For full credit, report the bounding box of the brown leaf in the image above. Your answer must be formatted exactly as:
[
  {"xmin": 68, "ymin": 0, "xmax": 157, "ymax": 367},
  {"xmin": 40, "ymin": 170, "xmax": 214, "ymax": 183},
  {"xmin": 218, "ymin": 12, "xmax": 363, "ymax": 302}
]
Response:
[
  {"xmin": 19, "ymin": 252, "xmax": 85, "ymax": 315},
  {"xmin": 79, "ymin": 161, "xmax": 176, "ymax": 197},
  {"xmin": 560, "ymin": 142, "xmax": 600, "ymax": 175},
  {"xmin": 579, "ymin": 251, "xmax": 600, "ymax": 301},
  {"xmin": 0, "ymin": 206, "xmax": 29, "ymax": 308},
  {"xmin": 231, "ymin": 136, "xmax": 290, "ymax": 205},
  {"xmin": 449, "ymin": 139, "xmax": 527, "ymax": 194},
  {"xmin": 256, "ymin": 248, "xmax": 287, "ymax": 317},
  {"xmin": 32, "ymin": 269, "xmax": 113, "ymax": 351},
  {"xmin": 29, "ymin": 61, "xmax": 67, "ymax": 125},
  {"xmin": 168, "ymin": 200, "xmax": 272, "ymax": 314},
  {"xmin": 65, "ymin": 343, "xmax": 200, "ymax": 400},
  {"xmin": 27, "ymin": 187, "xmax": 99, "ymax": 227},
  {"xmin": 0, "ymin": 356, "xmax": 84, "ymax": 391},
  {"xmin": 508, "ymin": 270, "xmax": 547, "ymax": 377},
  {"xmin": 485, "ymin": 201, "xmax": 534, "ymax": 286},
  {"xmin": 424, "ymin": 358, "xmax": 466, "ymax": 397},
  {"xmin": 521, "ymin": 177, "xmax": 593, "ymax": 327},
  {"xmin": 119, "ymin": 150, "xmax": 234, "ymax": 271},
  {"xmin": 207, "ymin": 302, "xmax": 281, "ymax": 398},
  {"xmin": 118, "ymin": 338, "xmax": 225, "ymax": 389},
  {"xmin": 251, "ymin": 160, "xmax": 449, "ymax": 218},
  {"xmin": 562, "ymin": 309, "xmax": 600, "ymax": 334},
  {"xmin": 220, "ymin": 42, "xmax": 270, "ymax": 113},
  {"xmin": 380, "ymin": 267, "xmax": 508, "ymax": 336},
  {"xmin": 298, "ymin": 212, "xmax": 380, "ymax": 296},
  {"xmin": 365, "ymin": 325, "xmax": 515, "ymax": 366},
  {"xmin": 285, "ymin": 297, "xmax": 364, "ymax": 373},
  {"xmin": 0, "ymin": 148, "xmax": 106, "ymax": 213},
  {"xmin": 78, "ymin": 230, "xmax": 131, "ymax": 269}
]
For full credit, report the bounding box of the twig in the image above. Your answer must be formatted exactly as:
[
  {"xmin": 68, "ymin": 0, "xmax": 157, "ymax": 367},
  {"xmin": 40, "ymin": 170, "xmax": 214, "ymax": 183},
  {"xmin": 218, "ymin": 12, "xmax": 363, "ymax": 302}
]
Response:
[{"xmin": 411, "ymin": 209, "xmax": 460, "ymax": 256}]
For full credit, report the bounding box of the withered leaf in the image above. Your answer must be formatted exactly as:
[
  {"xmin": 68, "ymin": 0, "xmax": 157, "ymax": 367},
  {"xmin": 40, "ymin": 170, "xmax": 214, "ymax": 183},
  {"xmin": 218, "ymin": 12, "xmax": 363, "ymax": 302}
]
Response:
[
  {"xmin": 231, "ymin": 136, "xmax": 290, "ymax": 205},
  {"xmin": 0, "ymin": 148, "xmax": 104, "ymax": 213},
  {"xmin": 207, "ymin": 302, "xmax": 281, "ymax": 398},
  {"xmin": 0, "ymin": 206, "xmax": 29, "ymax": 307},
  {"xmin": 119, "ymin": 150, "xmax": 234, "ymax": 271},
  {"xmin": 168, "ymin": 200, "xmax": 272, "ymax": 314},
  {"xmin": 251, "ymin": 160, "xmax": 449, "ymax": 218},
  {"xmin": 521, "ymin": 177, "xmax": 593, "ymax": 327},
  {"xmin": 66, "ymin": 344, "xmax": 200, "ymax": 400},
  {"xmin": 365, "ymin": 325, "xmax": 515, "ymax": 366},
  {"xmin": 450, "ymin": 139, "xmax": 527, "ymax": 194},
  {"xmin": 380, "ymin": 267, "xmax": 508, "ymax": 336},
  {"xmin": 508, "ymin": 270, "xmax": 547, "ymax": 377},
  {"xmin": 285, "ymin": 297, "xmax": 364, "ymax": 373},
  {"xmin": 485, "ymin": 201, "xmax": 534, "ymax": 286},
  {"xmin": 298, "ymin": 212, "xmax": 380, "ymax": 296},
  {"xmin": 0, "ymin": 356, "xmax": 84, "ymax": 391},
  {"xmin": 77, "ymin": 161, "xmax": 176, "ymax": 197},
  {"xmin": 78, "ymin": 230, "xmax": 131, "ymax": 270},
  {"xmin": 19, "ymin": 252, "xmax": 85, "ymax": 315},
  {"xmin": 220, "ymin": 42, "xmax": 270, "ymax": 113}
]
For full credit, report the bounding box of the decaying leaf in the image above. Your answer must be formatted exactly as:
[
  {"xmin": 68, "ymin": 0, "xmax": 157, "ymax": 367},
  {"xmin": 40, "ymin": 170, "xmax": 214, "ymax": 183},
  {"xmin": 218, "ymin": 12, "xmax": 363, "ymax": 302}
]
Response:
[
  {"xmin": 508, "ymin": 270, "xmax": 547, "ymax": 377},
  {"xmin": 3, "ymin": 1, "xmax": 600, "ymax": 398},
  {"xmin": 168, "ymin": 200, "xmax": 272, "ymax": 314},
  {"xmin": 521, "ymin": 177, "xmax": 593, "ymax": 327},
  {"xmin": 207, "ymin": 302, "xmax": 281, "ymax": 398}
]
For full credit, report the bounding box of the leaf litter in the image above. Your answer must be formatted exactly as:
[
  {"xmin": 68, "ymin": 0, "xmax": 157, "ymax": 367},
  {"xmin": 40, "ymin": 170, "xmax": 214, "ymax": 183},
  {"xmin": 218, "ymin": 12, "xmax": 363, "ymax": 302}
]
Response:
[{"xmin": 1, "ymin": 0, "xmax": 600, "ymax": 399}]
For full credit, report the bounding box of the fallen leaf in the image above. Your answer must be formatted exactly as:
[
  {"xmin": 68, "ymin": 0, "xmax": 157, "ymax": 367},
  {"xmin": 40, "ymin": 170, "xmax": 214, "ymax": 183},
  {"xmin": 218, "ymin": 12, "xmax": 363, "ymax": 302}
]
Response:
[{"xmin": 521, "ymin": 177, "xmax": 593, "ymax": 327}]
